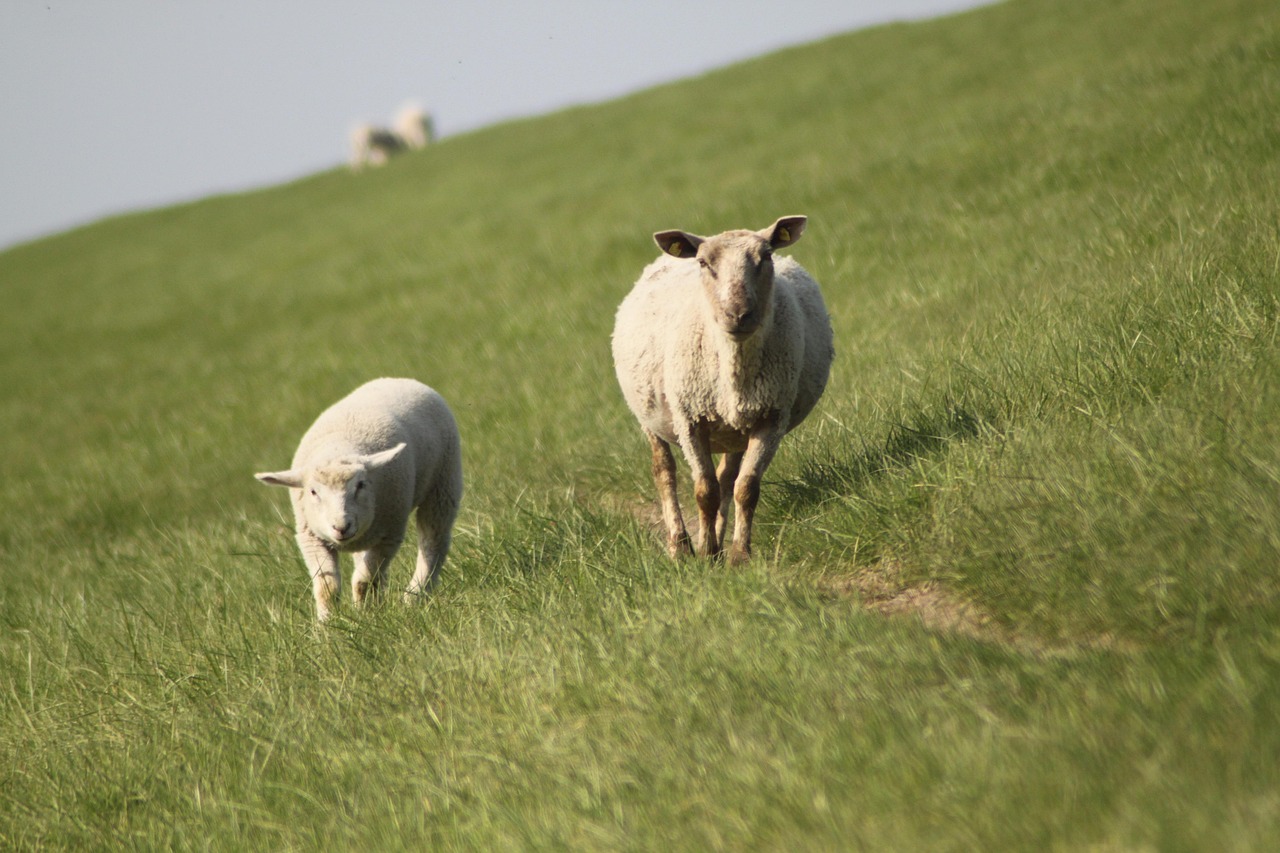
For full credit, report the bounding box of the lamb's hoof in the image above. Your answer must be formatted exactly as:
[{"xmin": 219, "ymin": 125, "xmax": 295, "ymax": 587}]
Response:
[
  {"xmin": 353, "ymin": 581, "xmax": 369, "ymax": 605},
  {"xmin": 668, "ymin": 535, "xmax": 694, "ymax": 560},
  {"xmin": 727, "ymin": 545, "xmax": 751, "ymax": 566}
]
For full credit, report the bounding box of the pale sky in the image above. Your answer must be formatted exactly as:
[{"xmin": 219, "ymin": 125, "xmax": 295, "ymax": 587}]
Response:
[{"xmin": 0, "ymin": 1, "xmax": 989, "ymax": 250}]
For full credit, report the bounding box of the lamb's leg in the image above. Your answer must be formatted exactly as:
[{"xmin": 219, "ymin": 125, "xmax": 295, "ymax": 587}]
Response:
[
  {"xmin": 298, "ymin": 530, "xmax": 341, "ymax": 622},
  {"xmin": 680, "ymin": 423, "xmax": 721, "ymax": 558},
  {"xmin": 649, "ymin": 431, "xmax": 692, "ymax": 558},
  {"xmin": 728, "ymin": 423, "xmax": 784, "ymax": 565},
  {"xmin": 352, "ymin": 540, "xmax": 400, "ymax": 607},
  {"xmin": 715, "ymin": 451, "xmax": 743, "ymax": 553},
  {"xmin": 404, "ymin": 500, "xmax": 456, "ymax": 603}
]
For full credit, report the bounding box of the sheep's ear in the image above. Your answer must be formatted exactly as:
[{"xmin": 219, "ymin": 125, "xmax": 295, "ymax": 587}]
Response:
[
  {"xmin": 763, "ymin": 216, "xmax": 807, "ymax": 249},
  {"xmin": 654, "ymin": 230, "xmax": 703, "ymax": 259},
  {"xmin": 363, "ymin": 442, "xmax": 407, "ymax": 469},
  {"xmin": 256, "ymin": 470, "xmax": 303, "ymax": 488}
]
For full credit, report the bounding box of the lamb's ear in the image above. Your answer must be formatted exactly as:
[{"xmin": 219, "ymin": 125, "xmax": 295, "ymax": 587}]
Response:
[
  {"xmin": 763, "ymin": 215, "xmax": 807, "ymax": 249},
  {"xmin": 256, "ymin": 470, "xmax": 303, "ymax": 488},
  {"xmin": 654, "ymin": 230, "xmax": 704, "ymax": 259},
  {"xmin": 363, "ymin": 442, "xmax": 407, "ymax": 469}
]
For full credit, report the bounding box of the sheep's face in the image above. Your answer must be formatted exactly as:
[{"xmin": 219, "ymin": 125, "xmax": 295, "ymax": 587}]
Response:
[
  {"xmin": 696, "ymin": 232, "xmax": 775, "ymax": 339},
  {"xmin": 654, "ymin": 216, "xmax": 808, "ymax": 341},
  {"xmin": 300, "ymin": 462, "xmax": 377, "ymax": 547},
  {"xmin": 255, "ymin": 443, "xmax": 406, "ymax": 547}
]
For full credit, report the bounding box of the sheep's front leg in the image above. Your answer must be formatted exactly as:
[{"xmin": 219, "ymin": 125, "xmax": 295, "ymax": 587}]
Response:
[
  {"xmin": 715, "ymin": 451, "xmax": 743, "ymax": 553},
  {"xmin": 405, "ymin": 502, "xmax": 456, "ymax": 603},
  {"xmin": 648, "ymin": 431, "xmax": 693, "ymax": 558},
  {"xmin": 352, "ymin": 540, "xmax": 400, "ymax": 607},
  {"xmin": 298, "ymin": 530, "xmax": 341, "ymax": 621},
  {"xmin": 728, "ymin": 421, "xmax": 784, "ymax": 565},
  {"xmin": 680, "ymin": 423, "xmax": 721, "ymax": 558}
]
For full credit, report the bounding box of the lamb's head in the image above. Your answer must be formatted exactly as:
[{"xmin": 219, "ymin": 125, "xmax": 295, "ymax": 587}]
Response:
[
  {"xmin": 655, "ymin": 215, "xmax": 807, "ymax": 340},
  {"xmin": 255, "ymin": 443, "xmax": 406, "ymax": 547}
]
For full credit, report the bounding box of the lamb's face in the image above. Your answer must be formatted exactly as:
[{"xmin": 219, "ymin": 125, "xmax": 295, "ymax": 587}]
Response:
[
  {"xmin": 695, "ymin": 231, "xmax": 775, "ymax": 340},
  {"xmin": 301, "ymin": 462, "xmax": 376, "ymax": 547}
]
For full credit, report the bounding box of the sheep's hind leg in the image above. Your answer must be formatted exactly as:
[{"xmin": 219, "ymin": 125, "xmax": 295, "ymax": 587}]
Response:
[
  {"xmin": 715, "ymin": 451, "xmax": 743, "ymax": 554},
  {"xmin": 404, "ymin": 500, "xmax": 456, "ymax": 603},
  {"xmin": 352, "ymin": 541, "xmax": 399, "ymax": 607},
  {"xmin": 649, "ymin": 431, "xmax": 693, "ymax": 558}
]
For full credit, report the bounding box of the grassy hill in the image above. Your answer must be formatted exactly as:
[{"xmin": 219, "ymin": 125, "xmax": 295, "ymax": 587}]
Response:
[{"xmin": 3, "ymin": 0, "xmax": 1279, "ymax": 847}]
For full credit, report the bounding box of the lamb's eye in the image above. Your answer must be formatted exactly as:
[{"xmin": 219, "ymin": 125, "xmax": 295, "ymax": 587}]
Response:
[
  {"xmin": 309, "ymin": 488, "xmax": 318, "ymax": 498},
  {"xmin": 697, "ymin": 258, "xmax": 709, "ymax": 268},
  {"xmin": 354, "ymin": 481, "xmax": 365, "ymax": 493}
]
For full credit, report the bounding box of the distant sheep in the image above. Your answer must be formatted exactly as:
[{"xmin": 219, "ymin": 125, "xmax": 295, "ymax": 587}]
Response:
[
  {"xmin": 256, "ymin": 378, "xmax": 463, "ymax": 621},
  {"xmin": 348, "ymin": 102, "xmax": 435, "ymax": 170},
  {"xmin": 393, "ymin": 103, "xmax": 435, "ymax": 150},
  {"xmin": 612, "ymin": 215, "xmax": 834, "ymax": 564},
  {"xmin": 349, "ymin": 123, "xmax": 406, "ymax": 170}
]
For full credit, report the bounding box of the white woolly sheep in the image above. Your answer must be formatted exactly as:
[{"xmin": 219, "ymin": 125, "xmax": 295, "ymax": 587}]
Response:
[
  {"xmin": 393, "ymin": 103, "xmax": 435, "ymax": 150},
  {"xmin": 349, "ymin": 123, "xmax": 406, "ymax": 171},
  {"xmin": 611, "ymin": 215, "xmax": 834, "ymax": 564},
  {"xmin": 348, "ymin": 103, "xmax": 435, "ymax": 170},
  {"xmin": 255, "ymin": 378, "xmax": 463, "ymax": 621}
]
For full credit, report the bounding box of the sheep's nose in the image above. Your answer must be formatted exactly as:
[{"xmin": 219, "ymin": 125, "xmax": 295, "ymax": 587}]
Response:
[
  {"xmin": 332, "ymin": 521, "xmax": 353, "ymax": 540},
  {"xmin": 730, "ymin": 308, "xmax": 758, "ymax": 332}
]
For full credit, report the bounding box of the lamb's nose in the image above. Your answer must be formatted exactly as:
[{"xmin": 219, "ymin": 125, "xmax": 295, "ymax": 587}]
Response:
[{"xmin": 332, "ymin": 521, "xmax": 352, "ymax": 540}]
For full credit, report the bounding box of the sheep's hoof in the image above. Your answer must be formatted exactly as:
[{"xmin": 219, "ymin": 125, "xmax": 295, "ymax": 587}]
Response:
[
  {"xmin": 353, "ymin": 581, "xmax": 370, "ymax": 604},
  {"xmin": 727, "ymin": 545, "xmax": 752, "ymax": 566},
  {"xmin": 668, "ymin": 534, "xmax": 694, "ymax": 559}
]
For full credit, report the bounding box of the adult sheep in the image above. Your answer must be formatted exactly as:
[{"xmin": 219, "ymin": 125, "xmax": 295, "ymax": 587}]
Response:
[
  {"xmin": 612, "ymin": 215, "xmax": 834, "ymax": 564},
  {"xmin": 256, "ymin": 378, "xmax": 463, "ymax": 621},
  {"xmin": 393, "ymin": 103, "xmax": 435, "ymax": 150}
]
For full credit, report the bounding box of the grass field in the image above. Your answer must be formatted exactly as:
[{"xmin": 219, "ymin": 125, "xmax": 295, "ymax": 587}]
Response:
[{"xmin": 2, "ymin": 0, "xmax": 1279, "ymax": 847}]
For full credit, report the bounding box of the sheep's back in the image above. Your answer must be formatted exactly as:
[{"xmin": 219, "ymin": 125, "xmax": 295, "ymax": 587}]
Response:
[
  {"xmin": 773, "ymin": 259, "xmax": 835, "ymax": 432},
  {"xmin": 611, "ymin": 257, "xmax": 707, "ymax": 437},
  {"xmin": 294, "ymin": 379, "xmax": 458, "ymax": 503}
]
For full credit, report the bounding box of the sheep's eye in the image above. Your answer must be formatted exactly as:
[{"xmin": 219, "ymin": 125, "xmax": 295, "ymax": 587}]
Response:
[
  {"xmin": 697, "ymin": 258, "xmax": 709, "ymax": 268},
  {"xmin": 354, "ymin": 481, "xmax": 365, "ymax": 493},
  {"xmin": 308, "ymin": 488, "xmax": 318, "ymax": 498}
]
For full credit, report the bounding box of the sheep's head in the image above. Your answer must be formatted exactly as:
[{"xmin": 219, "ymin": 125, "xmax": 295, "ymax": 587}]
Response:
[
  {"xmin": 256, "ymin": 443, "xmax": 406, "ymax": 547},
  {"xmin": 655, "ymin": 215, "xmax": 807, "ymax": 340}
]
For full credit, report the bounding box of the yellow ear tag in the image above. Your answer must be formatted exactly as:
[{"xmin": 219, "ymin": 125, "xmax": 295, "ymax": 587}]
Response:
[
  {"xmin": 778, "ymin": 227, "xmax": 790, "ymax": 243},
  {"xmin": 670, "ymin": 243, "xmax": 682, "ymax": 256}
]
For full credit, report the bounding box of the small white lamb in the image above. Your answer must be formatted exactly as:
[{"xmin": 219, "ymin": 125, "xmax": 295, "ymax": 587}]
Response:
[
  {"xmin": 348, "ymin": 123, "xmax": 405, "ymax": 171},
  {"xmin": 612, "ymin": 215, "xmax": 834, "ymax": 564},
  {"xmin": 256, "ymin": 378, "xmax": 463, "ymax": 621}
]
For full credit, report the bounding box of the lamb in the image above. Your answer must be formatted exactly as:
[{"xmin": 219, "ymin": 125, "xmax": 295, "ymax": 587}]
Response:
[
  {"xmin": 255, "ymin": 378, "xmax": 463, "ymax": 621},
  {"xmin": 611, "ymin": 215, "xmax": 834, "ymax": 564},
  {"xmin": 349, "ymin": 123, "xmax": 405, "ymax": 170}
]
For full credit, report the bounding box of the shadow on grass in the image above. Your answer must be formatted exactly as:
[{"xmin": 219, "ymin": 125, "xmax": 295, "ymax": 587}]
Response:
[{"xmin": 770, "ymin": 400, "xmax": 988, "ymax": 514}]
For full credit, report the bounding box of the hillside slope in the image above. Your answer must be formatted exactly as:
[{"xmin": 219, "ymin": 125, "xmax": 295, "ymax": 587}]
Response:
[{"xmin": 2, "ymin": 0, "xmax": 1278, "ymax": 847}]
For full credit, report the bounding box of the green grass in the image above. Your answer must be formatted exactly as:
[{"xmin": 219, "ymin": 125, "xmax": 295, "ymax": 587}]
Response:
[{"xmin": 3, "ymin": 0, "xmax": 1280, "ymax": 847}]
